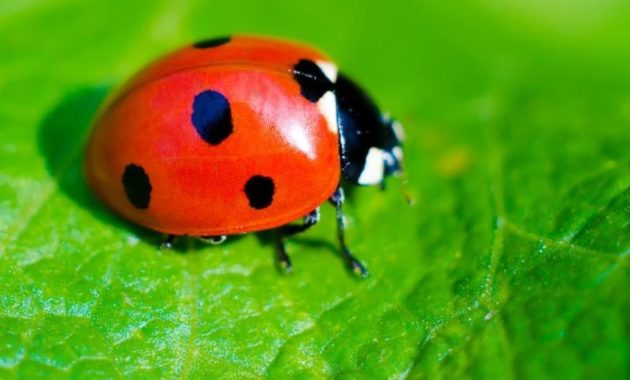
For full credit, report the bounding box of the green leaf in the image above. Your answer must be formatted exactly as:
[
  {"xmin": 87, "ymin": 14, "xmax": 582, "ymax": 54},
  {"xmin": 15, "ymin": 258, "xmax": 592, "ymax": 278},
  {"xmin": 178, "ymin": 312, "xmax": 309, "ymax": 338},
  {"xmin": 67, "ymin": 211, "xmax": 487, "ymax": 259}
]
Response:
[{"xmin": 1, "ymin": 1, "xmax": 628, "ymax": 378}]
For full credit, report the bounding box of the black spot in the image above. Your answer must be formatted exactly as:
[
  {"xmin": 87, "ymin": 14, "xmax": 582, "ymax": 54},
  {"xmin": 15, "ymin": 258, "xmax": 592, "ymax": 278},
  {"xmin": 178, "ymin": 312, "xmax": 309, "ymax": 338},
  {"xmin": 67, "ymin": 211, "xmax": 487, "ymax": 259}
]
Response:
[
  {"xmin": 244, "ymin": 175, "xmax": 275, "ymax": 210},
  {"xmin": 122, "ymin": 164, "xmax": 152, "ymax": 209},
  {"xmin": 193, "ymin": 36, "xmax": 231, "ymax": 49},
  {"xmin": 191, "ymin": 90, "xmax": 233, "ymax": 145},
  {"xmin": 292, "ymin": 59, "xmax": 334, "ymax": 103}
]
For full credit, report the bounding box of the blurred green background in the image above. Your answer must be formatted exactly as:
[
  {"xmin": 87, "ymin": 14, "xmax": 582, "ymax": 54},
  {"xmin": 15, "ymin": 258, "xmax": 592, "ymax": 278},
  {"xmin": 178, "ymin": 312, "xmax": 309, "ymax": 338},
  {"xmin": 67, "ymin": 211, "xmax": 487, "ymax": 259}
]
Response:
[{"xmin": 1, "ymin": 0, "xmax": 629, "ymax": 378}]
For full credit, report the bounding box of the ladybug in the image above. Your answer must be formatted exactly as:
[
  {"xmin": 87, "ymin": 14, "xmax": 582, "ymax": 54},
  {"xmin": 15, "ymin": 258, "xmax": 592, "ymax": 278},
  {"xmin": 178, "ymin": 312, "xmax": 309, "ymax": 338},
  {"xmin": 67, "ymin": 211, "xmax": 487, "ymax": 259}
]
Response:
[{"xmin": 84, "ymin": 35, "xmax": 405, "ymax": 276}]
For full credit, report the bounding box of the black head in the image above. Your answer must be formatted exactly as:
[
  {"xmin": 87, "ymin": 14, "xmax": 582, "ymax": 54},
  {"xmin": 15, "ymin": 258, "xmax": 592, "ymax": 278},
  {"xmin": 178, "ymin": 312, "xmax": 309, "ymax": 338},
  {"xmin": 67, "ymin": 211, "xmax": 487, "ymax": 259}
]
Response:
[{"xmin": 334, "ymin": 73, "xmax": 404, "ymax": 186}]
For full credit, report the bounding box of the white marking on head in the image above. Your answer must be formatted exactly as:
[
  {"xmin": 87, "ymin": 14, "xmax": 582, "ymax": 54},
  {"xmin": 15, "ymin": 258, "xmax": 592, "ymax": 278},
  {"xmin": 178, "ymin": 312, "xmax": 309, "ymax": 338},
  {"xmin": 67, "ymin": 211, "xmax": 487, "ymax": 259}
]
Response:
[
  {"xmin": 384, "ymin": 150, "xmax": 397, "ymax": 167},
  {"xmin": 358, "ymin": 147, "xmax": 385, "ymax": 185},
  {"xmin": 317, "ymin": 91, "xmax": 339, "ymax": 134},
  {"xmin": 315, "ymin": 60, "xmax": 338, "ymax": 83}
]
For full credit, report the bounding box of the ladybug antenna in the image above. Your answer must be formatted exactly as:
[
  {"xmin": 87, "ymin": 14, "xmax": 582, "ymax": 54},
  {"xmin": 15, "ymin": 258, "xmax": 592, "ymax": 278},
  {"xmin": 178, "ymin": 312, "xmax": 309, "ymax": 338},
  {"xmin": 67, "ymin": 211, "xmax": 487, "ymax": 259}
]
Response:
[
  {"xmin": 381, "ymin": 116, "xmax": 413, "ymax": 206},
  {"xmin": 383, "ymin": 147, "xmax": 414, "ymax": 206},
  {"xmin": 398, "ymin": 160, "xmax": 415, "ymax": 206}
]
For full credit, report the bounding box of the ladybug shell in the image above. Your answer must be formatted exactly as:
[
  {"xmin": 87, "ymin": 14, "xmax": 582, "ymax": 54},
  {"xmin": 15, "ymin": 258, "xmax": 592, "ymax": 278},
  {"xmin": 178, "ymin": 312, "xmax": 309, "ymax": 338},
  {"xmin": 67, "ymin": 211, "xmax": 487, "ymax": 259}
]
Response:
[{"xmin": 85, "ymin": 36, "xmax": 341, "ymax": 236}]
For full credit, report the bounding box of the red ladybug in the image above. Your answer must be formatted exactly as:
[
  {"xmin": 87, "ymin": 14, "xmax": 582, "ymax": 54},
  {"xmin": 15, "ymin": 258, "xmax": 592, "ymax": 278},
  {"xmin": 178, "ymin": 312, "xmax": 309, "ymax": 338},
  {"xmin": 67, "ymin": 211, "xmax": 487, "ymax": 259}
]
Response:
[{"xmin": 85, "ymin": 35, "xmax": 405, "ymax": 276}]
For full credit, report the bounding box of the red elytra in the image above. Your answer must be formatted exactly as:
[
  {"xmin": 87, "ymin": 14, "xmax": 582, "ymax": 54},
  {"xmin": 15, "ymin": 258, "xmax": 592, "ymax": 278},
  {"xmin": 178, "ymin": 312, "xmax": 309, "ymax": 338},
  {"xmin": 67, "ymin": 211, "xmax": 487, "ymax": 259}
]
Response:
[
  {"xmin": 84, "ymin": 35, "xmax": 406, "ymax": 275},
  {"xmin": 85, "ymin": 36, "xmax": 340, "ymax": 236}
]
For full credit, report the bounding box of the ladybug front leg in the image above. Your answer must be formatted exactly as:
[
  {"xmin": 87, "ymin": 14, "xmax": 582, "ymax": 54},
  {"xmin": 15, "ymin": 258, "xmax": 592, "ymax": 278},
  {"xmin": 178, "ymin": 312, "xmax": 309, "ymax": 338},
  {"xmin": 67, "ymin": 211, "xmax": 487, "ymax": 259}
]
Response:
[
  {"xmin": 329, "ymin": 187, "xmax": 369, "ymax": 278},
  {"xmin": 275, "ymin": 208, "xmax": 320, "ymax": 273}
]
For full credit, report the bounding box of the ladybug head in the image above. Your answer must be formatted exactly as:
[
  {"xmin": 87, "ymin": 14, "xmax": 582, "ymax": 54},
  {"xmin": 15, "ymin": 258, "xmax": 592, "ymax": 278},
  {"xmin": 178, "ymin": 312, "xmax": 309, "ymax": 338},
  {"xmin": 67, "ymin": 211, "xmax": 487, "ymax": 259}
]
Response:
[{"xmin": 335, "ymin": 73, "xmax": 405, "ymax": 187}]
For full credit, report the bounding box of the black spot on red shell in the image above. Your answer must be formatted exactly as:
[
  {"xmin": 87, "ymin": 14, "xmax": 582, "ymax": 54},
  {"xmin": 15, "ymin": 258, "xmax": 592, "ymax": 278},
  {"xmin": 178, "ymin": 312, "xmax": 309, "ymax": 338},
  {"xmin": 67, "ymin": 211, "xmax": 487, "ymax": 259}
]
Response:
[
  {"xmin": 191, "ymin": 90, "xmax": 233, "ymax": 145},
  {"xmin": 244, "ymin": 175, "xmax": 275, "ymax": 210},
  {"xmin": 293, "ymin": 59, "xmax": 334, "ymax": 103},
  {"xmin": 193, "ymin": 36, "xmax": 231, "ymax": 49},
  {"xmin": 122, "ymin": 164, "xmax": 152, "ymax": 209}
]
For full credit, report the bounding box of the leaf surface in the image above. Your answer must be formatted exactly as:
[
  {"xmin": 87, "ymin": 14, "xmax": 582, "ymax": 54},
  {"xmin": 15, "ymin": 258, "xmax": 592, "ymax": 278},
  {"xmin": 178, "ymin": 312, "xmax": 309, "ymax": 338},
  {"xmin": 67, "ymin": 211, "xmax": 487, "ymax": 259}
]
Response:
[{"xmin": 0, "ymin": 1, "xmax": 628, "ymax": 378}]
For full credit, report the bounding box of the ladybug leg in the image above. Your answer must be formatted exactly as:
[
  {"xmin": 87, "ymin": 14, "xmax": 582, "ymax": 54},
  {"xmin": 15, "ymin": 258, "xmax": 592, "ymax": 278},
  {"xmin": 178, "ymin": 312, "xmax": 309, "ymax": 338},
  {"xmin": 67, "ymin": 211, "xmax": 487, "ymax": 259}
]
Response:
[
  {"xmin": 379, "ymin": 177, "xmax": 388, "ymax": 191},
  {"xmin": 275, "ymin": 237, "xmax": 292, "ymax": 273},
  {"xmin": 198, "ymin": 235, "xmax": 227, "ymax": 245},
  {"xmin": 160, "ymin": 234, "xmax": 177, "ymax": 250},
  {"xmin": 275, "ymin": 208, "xmax": 320, "ymax": 273},
  {"xmin": 329, "ymin": 187, "xmax": 369, "ymax": 277}
]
